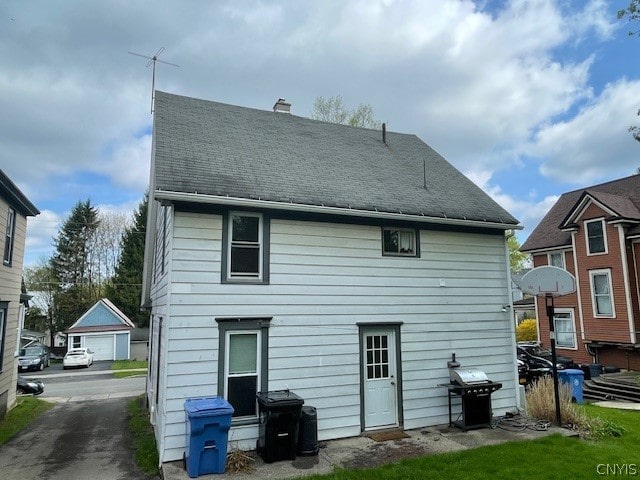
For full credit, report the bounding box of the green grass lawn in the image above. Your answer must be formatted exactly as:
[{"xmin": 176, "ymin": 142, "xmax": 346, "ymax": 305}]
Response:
[
  {"xmin": 297, "ymin": 405, "xmax": 639, "ymax": 480},
  {"xmin": 111, "ymin": 360, "xmax": 148, "ymax": 378},
  {"xmin": 0, "ymin": 397, "xmax": 53, "ymax": 445},
  {"xmin": 128, "ymin": 396, "xmax": 159, "ymax": 476}
]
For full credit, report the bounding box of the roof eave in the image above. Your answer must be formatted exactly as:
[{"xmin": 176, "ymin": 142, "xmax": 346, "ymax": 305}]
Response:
[{"xmin": 154, "ymin": 190, "xmax": 522, "ymax": 231}]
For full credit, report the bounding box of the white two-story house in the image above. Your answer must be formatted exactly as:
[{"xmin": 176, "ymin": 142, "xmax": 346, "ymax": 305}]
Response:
[{"xmin": 142, "ymin": 91, "xmax": 522, "ymax": 463}]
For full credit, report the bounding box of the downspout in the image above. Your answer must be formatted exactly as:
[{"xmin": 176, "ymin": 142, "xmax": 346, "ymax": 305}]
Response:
[
  {"xmin": 632, "ymin": 240, "xmax": 640, "ymax": 344},
  {"xmin": 570, "ymin": 231, "xmax": 588, "ymax": 354},
  {"xmin": 617, "ymin": 224, "xmax": 637, "ymax": 344},
  {"xmin": 504, "ymin": 232, "xmax": 521, "ymax": 408}
]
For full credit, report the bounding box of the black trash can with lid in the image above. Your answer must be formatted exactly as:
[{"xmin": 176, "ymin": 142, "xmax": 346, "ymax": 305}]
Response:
[
  {"xmin": 256, "ymin": 390, "xmax": 304, "ymax": 463},
  {"xmin": 298, "ymin": 406, "xmax": 319, "ymax": 456}
]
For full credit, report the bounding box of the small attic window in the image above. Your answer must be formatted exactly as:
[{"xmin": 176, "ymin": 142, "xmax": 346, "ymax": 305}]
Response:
[{"xmin": 382, "ymin": 227, "xmax": 419, "ymax": 257}]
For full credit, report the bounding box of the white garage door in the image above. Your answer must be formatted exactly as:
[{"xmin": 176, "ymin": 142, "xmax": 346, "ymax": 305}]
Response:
[{"xmin": 85, "ymin": 335, "xmax": 114, "ymax": 361}]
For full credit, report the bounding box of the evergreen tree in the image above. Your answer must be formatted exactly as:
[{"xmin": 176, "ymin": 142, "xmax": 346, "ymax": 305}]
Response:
[
  {"xmin": 51, "ymin": 199, "xmax": 100, "ymax": 330},
  {"xmin": 105, "ymin": 195, "xmax": 148, "ymax": 327}
]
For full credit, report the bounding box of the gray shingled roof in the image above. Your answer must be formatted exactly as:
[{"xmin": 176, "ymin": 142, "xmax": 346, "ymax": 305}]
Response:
[
  {"xmin": 152, "ymin": 91, "xmax": 518, "ymax": 227},
  {"xmin": 0, "ymin": 169, "xmax": 39, "ymax": 217},
  {"xmin": 521, "ymin": 174, "xmax": 640, "ymax": 252}
]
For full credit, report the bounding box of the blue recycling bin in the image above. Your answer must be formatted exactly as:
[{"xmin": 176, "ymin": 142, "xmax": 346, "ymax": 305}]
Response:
[
  {"xmin": 558, "ymin": 369, "xmax": 584, "ymax": 404},
  {"xmin": 184, "ymin": 397, "xmax": 234, "ymax": 477}
]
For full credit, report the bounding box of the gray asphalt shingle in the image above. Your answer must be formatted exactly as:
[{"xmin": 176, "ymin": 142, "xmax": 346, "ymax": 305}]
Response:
[
  {"xmin": 521, "ymin": 174, "xmax": 640, "ymax": 252},
  {"xmin": 153, "ymin": 91, "xmax": 518, "ymax": 226}
]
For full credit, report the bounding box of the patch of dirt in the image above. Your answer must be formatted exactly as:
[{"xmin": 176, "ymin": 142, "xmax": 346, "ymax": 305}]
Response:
[{"xmin": 340, "ymin": 440, "xmax": 429, "ymax": 469}]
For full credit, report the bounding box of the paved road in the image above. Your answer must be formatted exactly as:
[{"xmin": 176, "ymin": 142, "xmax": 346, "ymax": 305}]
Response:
[
  {"xmin": 41, "ymin": 375, "xmax": 146, "ymax": 402},
  {"xmin": 0, "ymin": 398, "xmax": 156, "ymax": 480}
]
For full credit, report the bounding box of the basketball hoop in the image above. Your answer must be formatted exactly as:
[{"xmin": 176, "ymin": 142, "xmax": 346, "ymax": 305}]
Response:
[{"xmin": 518, "ymin": 266, "xmax": 576, "ymax": 426}]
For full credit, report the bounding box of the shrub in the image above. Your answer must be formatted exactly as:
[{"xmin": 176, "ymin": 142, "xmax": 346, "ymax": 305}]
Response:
[
  {"xmin": 516, "ymin": 319, "xmax": 538, "ymax": 342},
  {"xmin": 525, "ymin": 376, "xmax": 585, "ymax": 428}
]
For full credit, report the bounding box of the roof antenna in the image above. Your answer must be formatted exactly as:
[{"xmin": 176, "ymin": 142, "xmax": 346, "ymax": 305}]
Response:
[
  {"xmin": 128, "ymin": 47, "xmax": 180, "ymax": 114},
  {"xmin": 382, "ymin": 123, "xmax": 387, "ymax": 145}
]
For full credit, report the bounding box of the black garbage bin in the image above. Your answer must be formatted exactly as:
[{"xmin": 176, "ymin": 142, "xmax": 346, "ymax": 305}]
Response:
[
  {"xmin": 298, "ymin": 406, "xmax": 318, "ymax": 456},
  {"xmin": 256, "ymin": 390, "xmax": 304, "ymax": 463}
]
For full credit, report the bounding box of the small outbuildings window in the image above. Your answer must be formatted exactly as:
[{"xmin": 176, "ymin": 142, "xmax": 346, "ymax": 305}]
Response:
[
  {"xmin": 585, "ymin": 219, "xmax": 606, "ymax": 255},
  {"xmin": 223, "ymin": 212, "xmax": 270, "ymax": 283},
  {"xmin": 3, "ymin": 207, "xmax": 15, "ymax": 266},
  {"xmin": 382, "ymin": 227, "xmax": 418, "ymax": 257}
]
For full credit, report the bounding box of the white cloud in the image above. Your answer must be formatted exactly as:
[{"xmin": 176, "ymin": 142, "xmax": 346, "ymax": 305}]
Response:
[
  {"xmin": 466, "ymin": 169, "xmax": 559, "ymax": 238},
  {"xmin": 25, "ymin": 210, "xmax": 62, "ymax": 266},
  {"xmin": 0, "ymin": 0, "xmax": 626, "ymax": 263},
  {"xmin": 533, "ymin": 78, "xmax": 640, "ymax": 184},
  {"xmin": 94, "ymin": 135, "xmax": 151, "ymax": 191}
]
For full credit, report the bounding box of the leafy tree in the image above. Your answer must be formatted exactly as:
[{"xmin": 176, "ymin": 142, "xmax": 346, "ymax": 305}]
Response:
[
  {"xmin": 105, "ymin": 195, "xmax": 148, "ymax": 327},
  {"xmin": 507, "ymin": 233, "xmax": 529, "ymax": 273},
  {"xmin": 23, "ymin": 261, "xmax": 60, "ymax": 345},
  {"xmin": 51, "ymin": 199, "xmax": 100, "ymax": 330},
  {"xmin": 311, "ymin": 95, "xmax": 382, "ymax": 129},
  {"xmin": 516, "ymin": 318, "xmax": 538, "ymax": 342}
]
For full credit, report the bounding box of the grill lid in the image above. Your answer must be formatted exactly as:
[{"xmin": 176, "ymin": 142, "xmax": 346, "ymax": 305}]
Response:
[{"xmin": 449, "ymin": 368, "xmax": 490, "ymax": 385}]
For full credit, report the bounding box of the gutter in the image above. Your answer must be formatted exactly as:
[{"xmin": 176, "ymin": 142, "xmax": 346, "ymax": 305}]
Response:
[{"xmin": 154, "ymin": 190, "xmax": 522, "ymax": 231}]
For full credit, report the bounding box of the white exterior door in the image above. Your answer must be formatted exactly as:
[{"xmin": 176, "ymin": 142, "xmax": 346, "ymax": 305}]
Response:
[
  {"xmin": 362, "ymin": 328, "xmax": 398, "ymax": 429},
  {"xmin": 85, "ymin": 335, "xmax": 114, "ymax": 361}
]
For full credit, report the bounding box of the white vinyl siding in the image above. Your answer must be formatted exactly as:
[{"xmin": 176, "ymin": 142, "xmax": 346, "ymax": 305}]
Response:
[
  {"xmin": 0, "ymin": 199, "xmax": 27, "ymax": 416},
  {"xmin": 154, "ymin": 212, "xmax": 515, "ymax": 461}
]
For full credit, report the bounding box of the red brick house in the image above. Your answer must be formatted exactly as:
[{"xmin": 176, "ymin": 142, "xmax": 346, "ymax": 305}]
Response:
[{"xmin": 521, "ymin": 174, "xmax": 640, "ymax": 371}]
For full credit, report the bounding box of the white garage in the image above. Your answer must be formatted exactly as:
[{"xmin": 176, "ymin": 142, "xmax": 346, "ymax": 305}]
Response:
[
  {"xmin": 84, "ymin": 335, "xmax": 114, "ymax": 361},
  {"xmin": 66, "ymin": 299, "xmax": 135, "ymax": 361}
]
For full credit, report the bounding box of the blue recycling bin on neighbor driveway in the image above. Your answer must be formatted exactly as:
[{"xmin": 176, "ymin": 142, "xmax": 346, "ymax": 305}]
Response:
[
  {"xmin": 184, "ymin": 397, "xmax": 234, "ymax": 477},
  {"xmin": 558, "ymin": 369, "xmax": 584, "ymax": 404}
]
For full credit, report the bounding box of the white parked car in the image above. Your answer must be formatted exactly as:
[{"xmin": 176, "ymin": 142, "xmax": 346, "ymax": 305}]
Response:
[{"xmin": 63, "ymin": 348, "xmax": 94, "ymax": 369}]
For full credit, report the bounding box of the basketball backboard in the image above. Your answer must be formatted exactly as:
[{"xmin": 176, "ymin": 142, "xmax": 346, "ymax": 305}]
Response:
[{"xmin": 520, "ymin": 266, "xmax": 576, "ymax": 298}]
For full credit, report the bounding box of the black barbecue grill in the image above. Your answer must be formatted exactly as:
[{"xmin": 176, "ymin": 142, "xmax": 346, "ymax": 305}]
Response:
[{"xmin": 441, "ymin": 366, "xmax": 502, "ymax": 431}]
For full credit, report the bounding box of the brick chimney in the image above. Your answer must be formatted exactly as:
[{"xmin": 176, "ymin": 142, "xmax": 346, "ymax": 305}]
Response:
[{"xmin": 273, "ymin": 98, "xmax": 291, "ymax": 114}]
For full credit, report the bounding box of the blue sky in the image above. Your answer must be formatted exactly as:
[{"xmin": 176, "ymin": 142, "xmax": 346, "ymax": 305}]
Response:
[{"xmin": 2, "ymin": 0, "xmax": 640, "ymax": 266}]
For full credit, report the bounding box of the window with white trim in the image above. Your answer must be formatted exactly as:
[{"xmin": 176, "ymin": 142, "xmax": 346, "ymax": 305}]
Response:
[
  {"xmin": 226, "ymin": 212, "xmax": 266, "ymax": 281},
  {"xmin": 3, "ymin": 207, "xmax": 15, "ymax": 266},
  {"xmin": 548, "ymin": 251, "xmax": 565, "ymax": 269},
  {"xmin": 586, "ymin": 219, "xmax": 606, "ymax": 255},
  {"xmin": 590, "ymin": 269, "xmax": 614, "ymax": 317},
  {"xmin": 72, "ymin": 336, "xmax": 81, "ymax": 348},
  {"xmin": 554, "ymin": 310, "xmax": 576, "ymax": 348},
  {"xmin": 216, "ymin": 317, "xmax": 270, "ymax": 422},
  {"xmin": 382, "ymin": 228, "xmax": 418, "ymax": 256}
]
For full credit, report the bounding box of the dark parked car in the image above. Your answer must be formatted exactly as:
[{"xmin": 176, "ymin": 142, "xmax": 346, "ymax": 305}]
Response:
[
  {"xmin": 517, "ymin": 342, "xmax": 577, "ymax": 370},
  {"xmin": 517, "ymin": 359, "xmax": 529, "ymax": 385},
  {"xmin": 17, "ymin": 376, "xmax": 44, "ymax": 395},
  {"xmin": 18, "ymin": 343, "xmax": 51, "ymax": 372}
]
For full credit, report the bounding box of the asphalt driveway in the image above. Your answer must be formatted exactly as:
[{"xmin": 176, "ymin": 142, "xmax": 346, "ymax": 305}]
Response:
[{"xmin": 0, "ymin": 397, "xmax": 156, "ymax": 480}]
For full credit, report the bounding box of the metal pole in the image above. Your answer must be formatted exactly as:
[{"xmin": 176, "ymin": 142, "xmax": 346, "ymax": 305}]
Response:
[{"xmin": 546, "ymin": 295, "xmax": 562, "ymax": 426}]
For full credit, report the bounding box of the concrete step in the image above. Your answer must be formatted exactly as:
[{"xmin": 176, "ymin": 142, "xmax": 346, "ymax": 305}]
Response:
[{"xmin": 583, "ymin": 374, "xmax": 640, "ymax": 403}]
